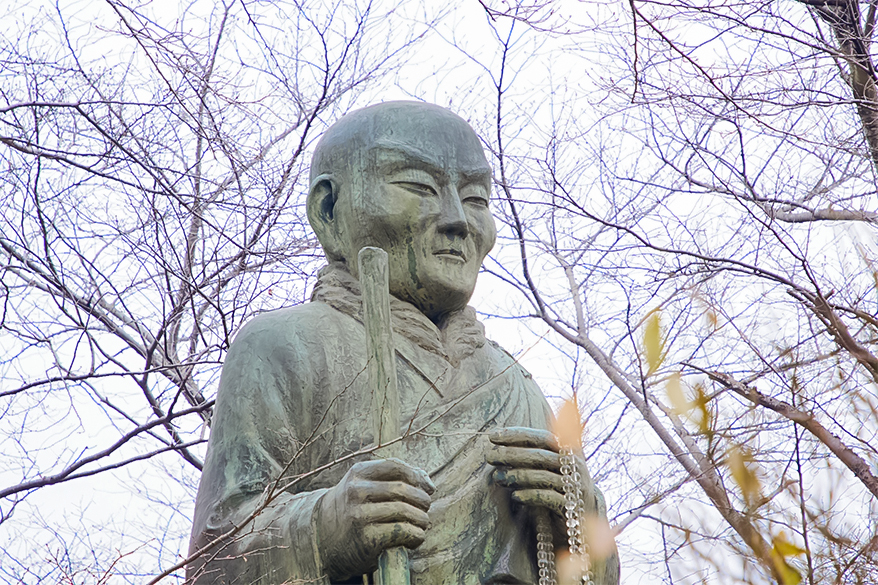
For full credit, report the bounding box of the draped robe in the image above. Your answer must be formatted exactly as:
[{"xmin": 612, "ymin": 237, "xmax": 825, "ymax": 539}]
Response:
[{"xmin": 187, "ymin": 264, "xmax": 618, "ymax": 584}]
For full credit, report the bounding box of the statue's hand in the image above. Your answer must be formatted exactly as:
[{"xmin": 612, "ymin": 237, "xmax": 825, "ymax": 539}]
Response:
[
  {"xmin": 488, "ymin": 426, "xmax": 588, "ymax": 518},
  {"xmin": 316, "ymin": 458, "xmax": 435, "ymax": 579}
]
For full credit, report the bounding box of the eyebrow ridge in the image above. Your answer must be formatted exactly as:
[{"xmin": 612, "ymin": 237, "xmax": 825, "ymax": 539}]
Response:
[{"xmin": 370, "ymin": 142, "xmax": 492, "ymax": 181}]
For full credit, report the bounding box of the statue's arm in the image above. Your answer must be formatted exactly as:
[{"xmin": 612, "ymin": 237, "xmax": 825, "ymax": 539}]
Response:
[
  {"xmin": 187, "ymin": 310, "xmax": 435, "ymax": 584},
  {"xmin": 187, "ymin": 316, "xmax": 331, "ymax": 584},
  {"xmin": 591, "ymin": 485, "xmax": 621, "ymax": 585}
]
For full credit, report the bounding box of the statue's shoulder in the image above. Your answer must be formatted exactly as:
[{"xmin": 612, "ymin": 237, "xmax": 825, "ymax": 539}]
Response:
[
  {"xmin": 218, "ymin": 301, "xmax": 356, "ymax": 398},
  {"xmin": 485, "ymin": 338, "xmax": 535, "ymax": 381},
  {"xmin": 230, "ymin": 301, "xmax": 351, "ymax": 352},
  {"xmin": 483, "ymin": 339, "xmax": 552, "ymax": 423}
]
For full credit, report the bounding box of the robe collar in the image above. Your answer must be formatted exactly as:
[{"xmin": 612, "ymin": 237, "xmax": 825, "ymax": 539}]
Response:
[{"xmin": 310, "ymin": 262, "xmax": 486, "ymax": 367}]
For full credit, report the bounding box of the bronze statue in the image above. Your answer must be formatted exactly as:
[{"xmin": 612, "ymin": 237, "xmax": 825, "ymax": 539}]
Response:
[{"xmin": 187, "ymin": 101, "xmax": 619, "ymax": 584}]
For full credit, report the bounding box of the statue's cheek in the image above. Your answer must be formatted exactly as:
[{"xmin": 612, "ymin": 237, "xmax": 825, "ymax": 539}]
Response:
[
  {"xmin": 471, "ymin": 212, "xmax": 497, "ymax": 255},
  {"xmin": 406, "ymin": 244, "xmax": 421, "ymax": 287}
]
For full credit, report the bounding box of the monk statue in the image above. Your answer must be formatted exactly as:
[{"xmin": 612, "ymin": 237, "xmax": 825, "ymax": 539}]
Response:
[{"xmin": 187, "ymin": 101, "xmax": 620, "ymax": 584}]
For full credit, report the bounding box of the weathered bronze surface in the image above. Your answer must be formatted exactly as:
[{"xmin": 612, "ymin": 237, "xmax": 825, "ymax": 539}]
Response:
[{"xmin": 187, "ymin": 101, "xmax": 620, "ymax": 584}]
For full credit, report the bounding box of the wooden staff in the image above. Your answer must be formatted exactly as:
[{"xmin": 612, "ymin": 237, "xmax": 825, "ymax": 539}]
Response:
[{"xmin": 358, "ymin": 247, "xmax": 410, "ymax": 585}]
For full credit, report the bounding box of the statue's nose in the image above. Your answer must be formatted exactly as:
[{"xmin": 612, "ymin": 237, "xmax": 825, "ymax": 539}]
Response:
[{"xmin": 437, "ymin": 189, "xmax": 468, "ymax": 238}]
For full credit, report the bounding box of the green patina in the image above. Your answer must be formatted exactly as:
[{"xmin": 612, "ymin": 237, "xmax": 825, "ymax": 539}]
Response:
[{"xmin": 187, "ymin": 102, "xmax": 620, "ymax": 585}]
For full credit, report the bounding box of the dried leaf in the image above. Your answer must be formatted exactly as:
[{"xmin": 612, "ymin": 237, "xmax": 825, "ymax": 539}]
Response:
[
  {"xmin": 693, "ymin": 384, "xmax": 713, "ymax": 435},
  {"xmin": 554, "ymin": 397, "xmax": 583, "ymax": 450},
  {"xmin": 666, "ymin": 372, "xmax": 690, "ymax": 415},
  {"xmin": 773, "ymin": 531, "xmax": 806, "ymax": 557},
  {"xmin": 644, "ymin": 312, "xmax": 665, "ymax": 375},
  {"xmin": 583, "ymin": 513, "xmax": 616, "ymax": 560},
  {"xmin": 771, "ymin": 553, "xmax": 803, "ymax": 585},
  {"xmin": 771, "ymin": 532, "xmax": 805, "ymax": 585},
  {"xmin": 727, "ymin": 445, "xmax": 761, "ymax": 506},
  {"xmin": 556, "ymin": 549, "xmax": 589, "ymax": 585},
  {"xmin": 705, "ymin": 309, "xmax": 718, "ymax": 330}
]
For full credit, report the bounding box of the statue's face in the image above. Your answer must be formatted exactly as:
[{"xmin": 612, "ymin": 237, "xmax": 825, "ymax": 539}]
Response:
[{"xmin": 332, "ymin": 108, "xmax": 496, "ymax": 322}]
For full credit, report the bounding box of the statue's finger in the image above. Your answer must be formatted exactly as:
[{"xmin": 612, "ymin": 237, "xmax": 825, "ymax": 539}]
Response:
[
  {"xmin": 359, "ymin": 480, "xmax": 433, "ymax": 511},
  {"xmin": 486, "ymin": 445, "xmax": 560, "ymax": 471},
  {"xmin": 358, "ymin": 458, "xmax": 436, "ymax": 494},
  {"xmin": 357, "ymin": 501, "xmax": 431, "ymax": 530},
  {"xmin": 363, "ymin": 521, "xmax": 427, "ymax": 552},
  {"xmin": 492, "ymin": 468, "xmax": 563, "ymax": 492},
  {"xmin": 489, "ymin": 427, "xmax": 559, "ymax": 452},
  {"xmin": 510, "ymin": 488, "xmax": 565, "ymax": 515}
]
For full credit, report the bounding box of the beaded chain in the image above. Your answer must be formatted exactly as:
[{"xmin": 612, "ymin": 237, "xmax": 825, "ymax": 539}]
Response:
[
  {"xmin": 536, "ymin": 512, "xmax": 556, "ymax": 585},
  {"xmin": 560, "ymin": 447, "xmax": 592, "ymax": 585},
  {"xmin": 535, "ymin": 448, "xmax": 594, "ymax": 585}
]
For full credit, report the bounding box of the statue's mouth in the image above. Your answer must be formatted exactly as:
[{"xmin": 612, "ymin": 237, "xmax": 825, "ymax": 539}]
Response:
[{"xmin": 434, "ymin": 249, "xmax": 466, "ymax": 262}]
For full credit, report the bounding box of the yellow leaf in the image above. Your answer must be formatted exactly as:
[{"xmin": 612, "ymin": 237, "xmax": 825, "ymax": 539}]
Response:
[
  {"xmin": 777, "ymin": 563, "xmax": 802, "ymax": 585},
  {"xmin": 773, "ymin": 531, "xmax": 806, "ymax": 557},
  {"xmin": 644, "ymin": 312, "xmax": 664, "ymax": 375},
  {"xmin": 693, "ymin": 384, "xmax": 713, "ymax": 435},
  {"xmin": 771, "ymin": 550, "xmax": 803, "ymax": 585},
  {"xmin": 727, "ymin": 445, "xmax": 761, "ymax": 506},
  {"xmin": 666, "ymin": 372, "xmax": 690, "ymax": 415},
  {"xmin": 770, "ymin": 532, "xmax": 805, "ymax": 585},
  {"xmin": 554, "ymin": 397, "xmax": 583, "ymax": 450}
]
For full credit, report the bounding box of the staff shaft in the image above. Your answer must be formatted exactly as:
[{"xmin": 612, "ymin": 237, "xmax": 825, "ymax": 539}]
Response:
[{"xmin": 358, "ymin": 247, "xmax": 410, "ymax": 585}]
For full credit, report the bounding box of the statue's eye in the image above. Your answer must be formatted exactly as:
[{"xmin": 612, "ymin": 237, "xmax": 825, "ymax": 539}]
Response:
[
  {"xmin": 394, "ymin": 182, "xmax": 437, "ymax": 196},
  {"xmin": 461, "ymin": 184, "xmax": 489, "ymax": 207},
  {"xmin": 463, "ymin": 196, "xmax": 489, "ymax": 208}
]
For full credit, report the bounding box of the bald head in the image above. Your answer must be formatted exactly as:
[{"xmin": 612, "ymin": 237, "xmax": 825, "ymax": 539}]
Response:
[
  {"xmin": 306, "ymin": 101, "xmax": 496, "ymax": 321},
  {"xmin": 309, "ymin": 101, "xmax": 488, "ymax": 188}
]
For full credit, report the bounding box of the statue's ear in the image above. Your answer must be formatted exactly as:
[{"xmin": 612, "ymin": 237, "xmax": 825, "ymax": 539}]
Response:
[{"xmin": 307, "ymin": 174, "xmax": 345, "ymax": 261}]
